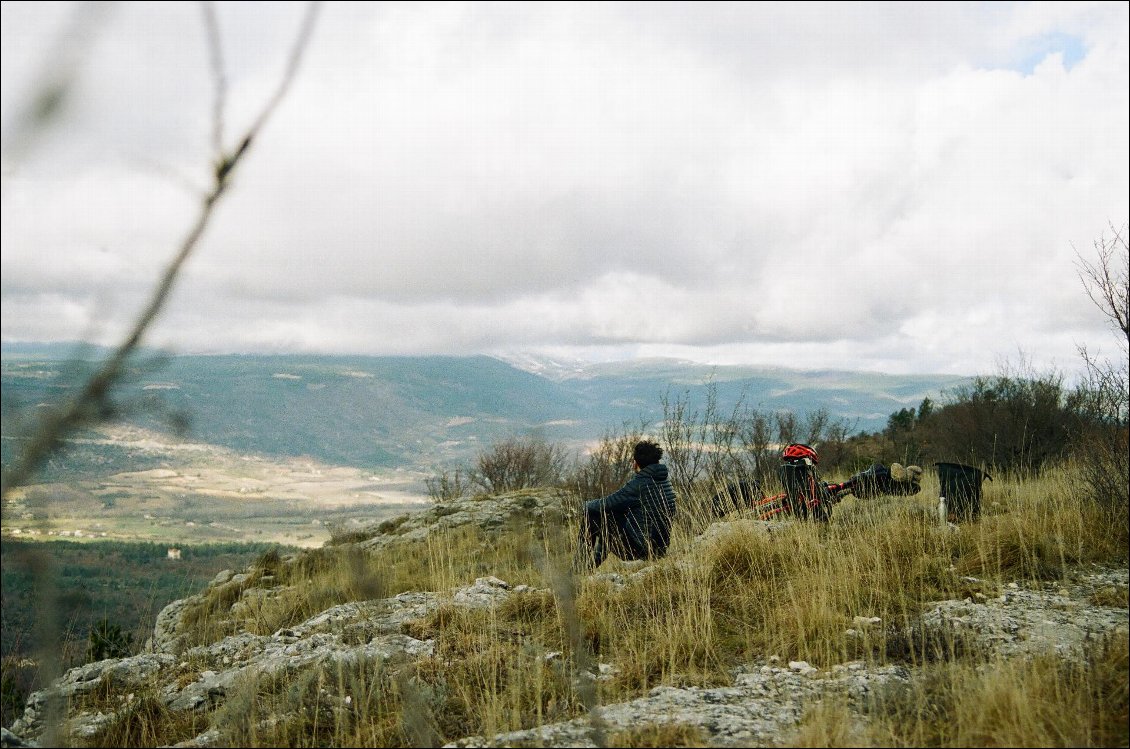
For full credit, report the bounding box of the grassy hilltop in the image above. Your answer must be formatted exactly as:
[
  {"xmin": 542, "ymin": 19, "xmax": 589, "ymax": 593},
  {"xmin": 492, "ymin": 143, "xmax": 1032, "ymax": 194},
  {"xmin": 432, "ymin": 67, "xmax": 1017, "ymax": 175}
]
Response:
[
  {"xmin": 4, "ymin": 464, "xmax": 1127, "ymax": 748},
  {"xmin": 2, "ymin": 346, "xmax": 1126, "ymax": 746}
]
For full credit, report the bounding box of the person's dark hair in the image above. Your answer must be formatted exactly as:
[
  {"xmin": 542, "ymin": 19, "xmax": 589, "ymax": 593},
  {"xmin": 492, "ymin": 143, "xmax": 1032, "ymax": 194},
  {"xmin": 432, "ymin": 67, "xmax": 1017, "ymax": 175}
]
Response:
[{"xmin": 633, "ymin": 440, "xmax": 663, "ymax": 468}]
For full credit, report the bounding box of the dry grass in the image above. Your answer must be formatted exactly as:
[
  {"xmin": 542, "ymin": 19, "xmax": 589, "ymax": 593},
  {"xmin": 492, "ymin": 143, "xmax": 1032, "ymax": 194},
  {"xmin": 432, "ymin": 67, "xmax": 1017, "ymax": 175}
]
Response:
[
  {"xmin": 112, "ymin": 466, "xmax": 1128, "ymax": 747},
  {"xmin": 608, "ymin": 721, "xmax": 711, "ymax": 747},
  {"xmin": 82, "ymin": 688, "xmax": 208, "ymax": 748},
  {"xmin": 863, "ymin": 633, "xmax": 1129, "ymax": 747},
  {"xmin": 791, "ymin": 698, "xmax": 865, "ymax": 747}
]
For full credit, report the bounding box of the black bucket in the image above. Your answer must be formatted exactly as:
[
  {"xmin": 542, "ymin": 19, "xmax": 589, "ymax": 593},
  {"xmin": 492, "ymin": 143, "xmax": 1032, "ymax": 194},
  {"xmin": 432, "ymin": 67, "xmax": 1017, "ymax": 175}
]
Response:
[{"xmin": 934, "ymin": 462, "xmax": 992, "ymax": 521}]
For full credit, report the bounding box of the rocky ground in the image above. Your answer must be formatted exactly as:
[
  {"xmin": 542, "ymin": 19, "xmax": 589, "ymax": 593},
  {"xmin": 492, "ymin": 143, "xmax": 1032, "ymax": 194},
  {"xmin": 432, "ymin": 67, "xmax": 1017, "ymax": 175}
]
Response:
[{"xmin": 3, "ymin": 490, "xmax": 1127, "ymax": 748}]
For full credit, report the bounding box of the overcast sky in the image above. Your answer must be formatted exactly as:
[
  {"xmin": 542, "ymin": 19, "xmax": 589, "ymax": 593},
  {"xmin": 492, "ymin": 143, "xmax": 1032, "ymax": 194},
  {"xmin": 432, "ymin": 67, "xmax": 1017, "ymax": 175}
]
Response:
[{"xmin": 2, "ymin": 1, "xmax": 1127, "ymax": 377}]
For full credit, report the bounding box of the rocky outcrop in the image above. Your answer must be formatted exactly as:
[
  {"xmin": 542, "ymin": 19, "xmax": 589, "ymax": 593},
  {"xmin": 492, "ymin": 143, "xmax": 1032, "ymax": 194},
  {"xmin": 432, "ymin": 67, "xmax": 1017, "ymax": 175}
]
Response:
[
  {"xmin": 916, "ymin": 570, "xmax": 1130, "ymax": 659},
  {"xmin": 450, "ymin": 566, "xmax": 1129, "ymax": 748},
  {"xmin": 449, "ymin": 659, "xmax": 913, "ymax": 748},
  {"xmin": 6, "ymin": 489, "xmax": 1128, "ymax": 748},
  {"xmin": 344, "ymin": 488, "xmax": 575, "ymax": 552}
]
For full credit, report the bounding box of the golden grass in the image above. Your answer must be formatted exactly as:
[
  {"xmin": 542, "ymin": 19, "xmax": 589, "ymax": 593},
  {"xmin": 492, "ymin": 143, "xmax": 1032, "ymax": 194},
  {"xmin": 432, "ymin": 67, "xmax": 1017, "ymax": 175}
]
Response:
[
  {"xmin": 149, "ymin": 466, "xmax": 1128, "ymax": 747},
  {"xmin": 608, "ymin": 721, "xmax": 711, "ymax": 747},
  {"xmin": 864, "ymin": 632, "xmax": 1129, "ymax": 748},
  {"xmin": 85, "ymin": 691, "xmax": 207, "ymax": 748},
  {"xmin": 792, "ymin": 698, "xmax": 865, "ymax": 748}
]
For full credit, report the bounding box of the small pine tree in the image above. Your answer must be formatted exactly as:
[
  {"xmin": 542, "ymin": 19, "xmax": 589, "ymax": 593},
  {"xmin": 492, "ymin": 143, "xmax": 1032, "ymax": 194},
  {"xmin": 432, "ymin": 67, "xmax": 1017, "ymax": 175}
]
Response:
[{"xmin": 87, "ymin": 618, "xmax": 133, "ymax": 663}]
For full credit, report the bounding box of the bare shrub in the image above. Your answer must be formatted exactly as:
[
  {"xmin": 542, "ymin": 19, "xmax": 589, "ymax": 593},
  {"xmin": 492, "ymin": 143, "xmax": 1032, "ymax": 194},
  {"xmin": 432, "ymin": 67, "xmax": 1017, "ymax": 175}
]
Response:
[
  {"xmin": 472, "ymin": 433, "xmax": 568, "ymax": 494},
  {"xmin": 736, "ymin": 408, "xmax": 776, "ymax": 485},
  {"xmin": 659, "ymin": 386, "xmax": 712, "ymax": 496},
  {"xmin": 425, "ymin": 468, "xmax": 470, "ymax": 502},
  {"xmin": 1071, "ymin": 222, "xmax": 1129, "ymax": 529},
  {"xmin": 661, "ymin": 382, "xmax": 760, "ymax": 500},
  {"xmin": 564, "ymin": 421, "xmax": 648, "ymax": 500},
  {"xmin": 658, "ymin": 383, "xmax": 852, "ymax": 507}
]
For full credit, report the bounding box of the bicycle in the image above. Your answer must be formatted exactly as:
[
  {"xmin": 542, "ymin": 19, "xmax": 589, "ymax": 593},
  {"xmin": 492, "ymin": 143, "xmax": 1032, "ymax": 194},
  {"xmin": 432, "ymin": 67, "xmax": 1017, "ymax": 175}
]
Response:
[{"xmin": 711, "ymin": 443, "xmax": 923, "ymax": 522}]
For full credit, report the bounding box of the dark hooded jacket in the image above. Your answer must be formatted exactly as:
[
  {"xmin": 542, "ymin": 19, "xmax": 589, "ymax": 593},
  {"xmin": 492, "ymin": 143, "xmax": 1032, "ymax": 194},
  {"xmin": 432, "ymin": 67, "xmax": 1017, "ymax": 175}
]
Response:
[{"xmin": 585, "ymin": 462, "xmax": 678, "ymax": 558}]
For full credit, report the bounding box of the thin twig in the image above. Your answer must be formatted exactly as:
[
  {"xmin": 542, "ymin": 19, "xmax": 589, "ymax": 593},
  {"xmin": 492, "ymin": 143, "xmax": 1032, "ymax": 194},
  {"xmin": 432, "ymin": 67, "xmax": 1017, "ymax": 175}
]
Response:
[
  {"xmin": 201, "ymin": 1, "xmax": 228, "ymax": 158},
  {"xmin": 248, "ymin": 2, "xmax": 322, "ymax": 142}
]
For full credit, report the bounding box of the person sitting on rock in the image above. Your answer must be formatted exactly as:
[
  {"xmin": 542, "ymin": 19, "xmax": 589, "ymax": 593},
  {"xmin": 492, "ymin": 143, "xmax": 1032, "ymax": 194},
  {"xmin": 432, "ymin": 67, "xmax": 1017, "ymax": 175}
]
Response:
[{"xmin": 574, "ymin": 439, "xmax": 678, "ymax": 572}]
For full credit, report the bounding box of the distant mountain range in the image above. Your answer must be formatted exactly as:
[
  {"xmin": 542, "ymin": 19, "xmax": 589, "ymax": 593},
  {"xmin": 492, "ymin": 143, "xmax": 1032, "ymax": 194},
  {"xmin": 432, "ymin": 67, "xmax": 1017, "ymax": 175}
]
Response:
[{"xmin": 1, "ymin": 344, "xmax": 971, "ymax": 475}]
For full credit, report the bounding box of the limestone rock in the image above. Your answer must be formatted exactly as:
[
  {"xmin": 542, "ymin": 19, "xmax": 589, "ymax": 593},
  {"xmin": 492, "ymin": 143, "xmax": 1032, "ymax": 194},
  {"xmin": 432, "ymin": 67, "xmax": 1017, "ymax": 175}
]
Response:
[{"xmin": 6, "ymin": 487, "xmax": 1127, "ymax": 749}]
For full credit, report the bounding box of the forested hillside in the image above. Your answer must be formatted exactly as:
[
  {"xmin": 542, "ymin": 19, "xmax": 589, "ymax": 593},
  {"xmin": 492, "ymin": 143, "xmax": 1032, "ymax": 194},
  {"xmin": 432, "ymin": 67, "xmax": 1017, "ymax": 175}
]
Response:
[{"xmin": 0, "ymin": 539, "xmax": 294, "ymax": 727}]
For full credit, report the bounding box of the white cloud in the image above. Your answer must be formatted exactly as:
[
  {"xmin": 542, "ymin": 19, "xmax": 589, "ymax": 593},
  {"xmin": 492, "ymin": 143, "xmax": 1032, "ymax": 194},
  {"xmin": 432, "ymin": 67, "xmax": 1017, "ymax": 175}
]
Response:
[{"xmin": 2, "ymin": 1, "xmax": 1127, "ymax": 378}]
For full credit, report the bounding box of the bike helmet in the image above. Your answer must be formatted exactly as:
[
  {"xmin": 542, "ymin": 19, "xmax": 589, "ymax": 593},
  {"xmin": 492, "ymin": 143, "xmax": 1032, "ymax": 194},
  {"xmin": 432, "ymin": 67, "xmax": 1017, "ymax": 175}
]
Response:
[{"xmin": 781, "ymin": 443, "xmax": 819, "ymax": 464}]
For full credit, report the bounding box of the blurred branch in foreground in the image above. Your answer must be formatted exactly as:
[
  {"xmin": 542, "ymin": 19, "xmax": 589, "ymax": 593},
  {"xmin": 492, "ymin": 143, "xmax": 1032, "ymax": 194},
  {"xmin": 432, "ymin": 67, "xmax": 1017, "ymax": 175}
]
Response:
[{"xmin": 1, "ymin": 1, "xmax": 322, "ymax": 499}]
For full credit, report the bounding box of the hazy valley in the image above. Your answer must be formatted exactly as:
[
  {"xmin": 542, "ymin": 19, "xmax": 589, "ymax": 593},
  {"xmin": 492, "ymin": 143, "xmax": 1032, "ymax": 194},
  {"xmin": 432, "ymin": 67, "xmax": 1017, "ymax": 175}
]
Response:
[{"xmin": 1, "ymin": 347, "xmax": 970, "ymax": 547}]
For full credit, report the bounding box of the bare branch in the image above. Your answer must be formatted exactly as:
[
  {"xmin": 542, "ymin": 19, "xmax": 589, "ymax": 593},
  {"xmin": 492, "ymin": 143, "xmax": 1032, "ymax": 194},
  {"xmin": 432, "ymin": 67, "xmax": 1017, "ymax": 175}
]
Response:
[
  {"xmin": 201, "ymin": 1, "xmax": 228, "ymax": 158},
  {"xmin": 246, "ymin": 2, "xmax": 322, "ymax": 150},
  {"xmin": 1074, "ymin": 221, "xmax": 1129, "ymax": 345},
  {"xmin": 1, "ymin": 2, "xmax": 322, "ymax": 499}
]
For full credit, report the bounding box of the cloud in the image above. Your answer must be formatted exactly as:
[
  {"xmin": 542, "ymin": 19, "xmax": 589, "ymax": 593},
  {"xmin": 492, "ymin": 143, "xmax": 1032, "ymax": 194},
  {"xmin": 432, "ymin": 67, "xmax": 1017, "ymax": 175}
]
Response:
[{"xmin": 2, "ymin": 1, "xmax": 1127, "ymax": 378}]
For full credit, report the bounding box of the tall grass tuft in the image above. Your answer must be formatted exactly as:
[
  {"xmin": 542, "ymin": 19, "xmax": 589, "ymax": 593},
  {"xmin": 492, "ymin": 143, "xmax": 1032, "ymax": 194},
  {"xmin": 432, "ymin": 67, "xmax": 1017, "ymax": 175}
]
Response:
[
  {"xmin": 865, "ymin": 633, "xmax": 1129, "ymax": 747},
  {"xmin": 87, "ymin": 690, "xmax": 206, "ymax": 748}
]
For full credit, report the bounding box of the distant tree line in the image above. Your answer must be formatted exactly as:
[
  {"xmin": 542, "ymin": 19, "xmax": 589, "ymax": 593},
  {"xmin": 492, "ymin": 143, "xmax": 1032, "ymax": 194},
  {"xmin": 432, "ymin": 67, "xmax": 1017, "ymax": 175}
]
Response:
[{"xmin": 429, "ymin": 368, "xmax": 1117, "ymax": 498}]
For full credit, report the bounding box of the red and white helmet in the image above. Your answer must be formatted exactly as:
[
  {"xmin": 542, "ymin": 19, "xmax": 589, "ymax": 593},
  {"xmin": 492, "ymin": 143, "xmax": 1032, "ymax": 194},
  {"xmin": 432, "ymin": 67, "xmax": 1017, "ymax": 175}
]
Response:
[{"xmin": 781, "ymin": 443, "xmax": 819, "ymax": 464}]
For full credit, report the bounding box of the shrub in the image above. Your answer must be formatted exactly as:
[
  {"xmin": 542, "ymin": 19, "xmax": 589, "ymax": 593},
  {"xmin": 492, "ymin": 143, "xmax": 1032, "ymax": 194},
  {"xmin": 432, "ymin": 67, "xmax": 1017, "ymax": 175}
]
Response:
[
  {"xmin": 563, "ymin": 424, "xmax": 646, "ymax": 500},
  {"xmin": 425, "ymin": 468, "xmax": 470, "ymax": 502},
  {"xmin": 923, "ymin": 369, "xmax": 1077, "ymax": 475},
  {"xmin": 1070, "ymin": 222, "xmax": 1129, "ymax": 537},
  {"xmin": 473, "ymin": 434, "xmax": 567, "ymax": 494},
  {"xmin": 86, "ymin": 618, "xmax": 134, "ymax": 663}
]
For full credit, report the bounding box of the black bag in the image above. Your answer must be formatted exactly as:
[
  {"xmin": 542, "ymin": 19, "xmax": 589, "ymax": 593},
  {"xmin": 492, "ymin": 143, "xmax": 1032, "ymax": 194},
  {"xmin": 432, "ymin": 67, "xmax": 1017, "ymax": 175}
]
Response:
[
  {"xmin": 777, "ymin": 450, "xmax": 833, "ymax": 521},
  {"xmin": 847, "ymin": 463, "xmax": 893, "ymax": 499},
  {"xmin": 847, "ymin": 463, "xmax": 922, "ymax": 499},
  {"xmin": 709, "ymin": 479, "xmax": 762, "ymax": 517}
]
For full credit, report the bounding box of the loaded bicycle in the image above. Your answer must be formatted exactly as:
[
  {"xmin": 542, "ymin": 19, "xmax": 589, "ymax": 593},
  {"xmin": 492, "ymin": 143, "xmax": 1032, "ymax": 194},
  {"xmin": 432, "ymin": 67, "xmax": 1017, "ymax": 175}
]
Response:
[{"xmin": 710, "ymin": 443, "xmax": 924, "ymax": 522}]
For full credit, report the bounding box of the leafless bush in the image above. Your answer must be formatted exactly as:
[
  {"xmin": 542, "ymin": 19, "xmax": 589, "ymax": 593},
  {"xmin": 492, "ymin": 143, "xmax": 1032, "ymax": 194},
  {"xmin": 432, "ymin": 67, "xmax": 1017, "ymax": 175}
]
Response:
[
  {"xmin": 424, "ymin": 468, "xmax": 470, "ymax": 503},
  {"xmin": 818, "ymin": 414, "xmax": 856, "ymax": 472},
  {"xmin": 659, "ymin": 386, "xmax": 710, "ymax": 496},
  {"xmin": 563, "ymin": 420, "xmax": 649, "ymax": 500},
  {"xmin": 658, "ymin": 382, "xmax": 853, "ymax": 502},
  {"xmin": 736, "ymin": 409, "xmax": 775, "ymax": 485},
  {"xmin": 660, "ymin": 382, "xmax": 757, "ymax": 499},
  {"xmin": 774, "ymin": 410, "xmax": 798, "ymax": 447},
  {"xmin": 472, "ymin": 434, "xmax": 568, "ymax": 494},
  {"xmin": 1072, "ymin": 223, "xmax": 1129, "ymax": 526}
]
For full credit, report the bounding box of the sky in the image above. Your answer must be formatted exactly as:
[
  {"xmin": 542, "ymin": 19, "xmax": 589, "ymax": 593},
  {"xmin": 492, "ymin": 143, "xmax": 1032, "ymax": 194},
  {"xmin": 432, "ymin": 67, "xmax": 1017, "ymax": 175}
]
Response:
[{"xmin": 1, "ymin": 1, "xmax": 1127, "ymax": 378}]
